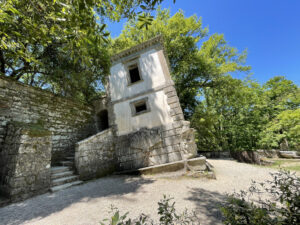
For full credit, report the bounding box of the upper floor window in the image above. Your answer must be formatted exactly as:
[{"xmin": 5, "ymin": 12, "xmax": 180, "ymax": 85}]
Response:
[
  {"xmin": 124, "ymin": 57, "xmax": 143, "ymax": 85},
  {"xmin": 128, "ymin": 64, "xmax": 141, "ymax": 83}
]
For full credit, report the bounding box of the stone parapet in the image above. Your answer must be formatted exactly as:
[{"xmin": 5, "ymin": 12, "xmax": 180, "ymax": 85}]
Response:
[{"xmin": 75, "ymin": 129, "xmax": 115, "ymax": 180}]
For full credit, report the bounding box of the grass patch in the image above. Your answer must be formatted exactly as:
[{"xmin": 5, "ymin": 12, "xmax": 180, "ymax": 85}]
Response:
[
  {"xmin": 284, "ymin": 165, "xmax": 300, "ymax": 171},
  {"xmin": 262, "ymin": 158, "xmax": 300, "ymax": 172}
]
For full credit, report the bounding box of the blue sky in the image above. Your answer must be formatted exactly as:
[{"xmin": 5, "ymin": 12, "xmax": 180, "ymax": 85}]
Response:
[{"xmin": 107, "ymin": 0, "xmax": 300, "ymax": 85}]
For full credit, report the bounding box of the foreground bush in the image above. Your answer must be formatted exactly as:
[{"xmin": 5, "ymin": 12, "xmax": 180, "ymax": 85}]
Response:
[
  {"xmin": 221, "ymin": 170, "xmax": 300, "ymax": 225},
  {"xmin": 100, "ymin": 195, "xmax": 199, "ymax": 225}
]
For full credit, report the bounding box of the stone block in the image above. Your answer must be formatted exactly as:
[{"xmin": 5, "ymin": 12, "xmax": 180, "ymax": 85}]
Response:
[
  {"xmin": 187, "ymin": 157, "xmax": 207, "ymax": 171},
  {"xmin": 164, "ymin": 135, "xmax": 181, "ymax": 146},
  {"xmin": 168, "ymin": 152, "xmax": 182, "ymax": 162},
  {"xmin": 138, "ymin": 160, "xmax": 185, "ymax": 175},
  {"xmin": 167, "ymin": 96, "xmax": 179, "ymax": 104},
  {"xmin": 163, "ymin": 86, "xmax": 175, "ymax": 94}
]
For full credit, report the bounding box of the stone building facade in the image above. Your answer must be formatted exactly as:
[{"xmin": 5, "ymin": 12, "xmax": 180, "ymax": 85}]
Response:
[
  {"xmin": 75, "ymin": 36, "xmax": 197, "ymax": 179},
  {"xmin": 0, "ymin": 36, "xmax": 198, "ymax": 202}
]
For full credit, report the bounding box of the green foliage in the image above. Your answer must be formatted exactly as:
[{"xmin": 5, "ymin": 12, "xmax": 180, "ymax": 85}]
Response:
[
  {"xmin": 112, "ymin": 8, "xmax": 299, "ymax": 151},
  {"xmin": 191, "ymin": 76, "xmax": 264, "ymax": 151},
  {"xmin": 12, "ymin": 120, "xmax": 51, "ymax": 137},
  {"xmin": 192, "ymin": 75, "xmax": 299, "ymax": 151},
  {"xmin": 101, "ymin": 195, "xmax": 198, "ymax": 225},
  {"xmin": 0, "ymin": 0, "xmax": 166, "ymax": 102},
  {"xmin": 258, "ymin": 77, "xmax": 300, "ymax": 150},
  {"xmin": 221, "ymin": 170, "xmax": 300, "ymax": 225},
  {"xmin": 259, "ymin": 108, "xmax": 300, "ymax": 149},
  {"xmin": 112, "ymin": 8, "xmax": 250, "ymax": 117}
]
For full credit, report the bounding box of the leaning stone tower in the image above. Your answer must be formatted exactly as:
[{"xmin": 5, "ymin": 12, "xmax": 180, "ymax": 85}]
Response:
[{"xmin": 108, "ymin": 36, "xmax": 197, "ymax": 170}]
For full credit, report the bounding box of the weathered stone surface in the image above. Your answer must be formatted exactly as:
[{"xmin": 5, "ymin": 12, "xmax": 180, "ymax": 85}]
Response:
[
  {"xmin": 256, "ymin": 149, "xmax": 279, "ymax": 158},
  {"xmin": 75, "ymin": 123, "xmax": 196, "ymax": 175},
  {"xmin": 75, "ymin": 129, "xmax": 115, "ymax": 180},
  {"xmin": 114, "ymin": 123, "xmax": 197, "ymax": 171},
  {"xmin": 230, "ymin": 150, "xmax": 262, "ymax": 164},
  {"xmin": 199, "ymin": 151, "xmax": 231, "ymax": 158},
  {"xmin": 0, "ymin": 76, "xmax": 96, "ymax": 164},
  {"xmin": 279, "ymin": 151, "xmax": 299, "ymax": 159},
  {"xmin": 0, "ymin": 124, "xmax": 52, "ymax": 201}
]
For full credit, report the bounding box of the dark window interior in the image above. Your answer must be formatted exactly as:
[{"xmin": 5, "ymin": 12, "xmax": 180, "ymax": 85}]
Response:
[
  {"xmin": 129, "ymin": 66, "xmax": 141, "ymax": 83},
  {"xmin": 97, "ymin": 110, "xmax": 109, "ymax": 131},
  {"xmin": 135, "ymin": 102, "xmax": 147, "ymax": 113}
]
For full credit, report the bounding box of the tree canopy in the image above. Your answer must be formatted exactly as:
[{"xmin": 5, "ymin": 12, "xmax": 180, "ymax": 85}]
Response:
[
  {"xmin": 1, "ymin": 2, "xmax": 298, "ymax": 150},
  {"xmin": 112, "ymin": 8, "xmax": 250, "ymax": 117},
  {"xmin": 0, "ymin": 0, "xmax": 166, "ymax": 102},
  {"xmin": 113, "ymin": 9, "xmax": 299, "ymax": 151}
]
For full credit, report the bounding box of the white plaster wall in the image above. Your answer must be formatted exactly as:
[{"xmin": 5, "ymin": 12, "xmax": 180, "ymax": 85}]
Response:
[
  {"xmin": 109, "ymin": 49, "xmax": 166, "ymax": 102},
  {"xmin": 114, "ymin": 90, "xmax": 173, "ymax": 136}
]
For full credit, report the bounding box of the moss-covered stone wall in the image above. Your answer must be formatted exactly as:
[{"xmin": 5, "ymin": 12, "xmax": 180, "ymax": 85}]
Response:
[{"xmin": 0, "ymin": 76, "xmax": 96, "ymax": 164}]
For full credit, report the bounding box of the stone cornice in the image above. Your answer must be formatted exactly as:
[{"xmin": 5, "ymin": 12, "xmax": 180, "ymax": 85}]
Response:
[
  {"xmin": 111, "ymin": 80, "xmax": 175, "ymax": 105},
  {"xmin": 111, "ymin": 35, "xmax": 164, "ymax": 62}
]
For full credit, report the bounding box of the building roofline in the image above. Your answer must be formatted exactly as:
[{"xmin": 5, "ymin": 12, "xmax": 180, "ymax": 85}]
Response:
[{"xmin": 111, "ymin": 35, "xmax": 164, "ymax": 62}]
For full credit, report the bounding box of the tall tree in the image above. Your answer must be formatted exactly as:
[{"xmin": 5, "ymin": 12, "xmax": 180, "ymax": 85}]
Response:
[
  {"xmin": 259, "ymin": 108, "xmax": 300, "ymax": 150},
  {"xmin": 0, "ymin": 0, "xmax": 166, "ymax": 102},
  {"xmin": 191, "ymin": 76, "xmax": 263, "ymax": 151},
  {"xmin": 258, "ymin": 76, "xmax": 300, "ymax": 149},
  {"xmin": 112, "ymin": 8, "xmax": 250, "ymax": 117}
]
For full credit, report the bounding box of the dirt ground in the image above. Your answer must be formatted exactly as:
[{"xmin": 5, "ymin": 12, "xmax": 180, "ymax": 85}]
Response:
[{"xmin": 0, "ymin": 159, "xmax": 283, "ymax": 225}]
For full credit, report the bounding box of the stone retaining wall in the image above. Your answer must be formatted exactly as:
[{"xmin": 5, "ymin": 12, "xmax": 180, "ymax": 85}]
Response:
[
  {"xmin": 0, "ymin": 123, "xmax": 52, "ymax": 201},
  {"xmin": 75, "ymin": 121, "xmax": 197, "ymax": 177},
  {"xmin": 75, "ymin": 129, "xmax": 115, "ymax": 180},
  {"xmin": 0, "ymin": 76, "xmax": 96, "ymax": 163},
  {"xmin": 115, "ymin": 121, "xmax": 197, "ymax": 171}
]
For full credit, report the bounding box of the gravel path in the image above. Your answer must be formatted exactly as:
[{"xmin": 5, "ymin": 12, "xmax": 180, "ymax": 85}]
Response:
[{"xmin": 0, "ymin": 159, "xmax": 279, "ymax": 225}]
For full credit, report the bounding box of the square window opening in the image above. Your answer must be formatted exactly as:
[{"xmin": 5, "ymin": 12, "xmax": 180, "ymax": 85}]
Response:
[
  {"xmin": 129, "ymin": 65, "xmax": 141, "ymax": 83},
  {"xmin": 135, "ymin": 102, "xmax": 147, "ymax": 113},
  {"xmin": 130, "ymin": 97, "xmax": 150, "ymax": 116}
]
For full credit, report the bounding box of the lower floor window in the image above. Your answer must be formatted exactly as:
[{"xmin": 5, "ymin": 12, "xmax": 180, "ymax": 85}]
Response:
[{"xmin": 130, "ymin": 97, "xmax": 150, "ymax": 116}]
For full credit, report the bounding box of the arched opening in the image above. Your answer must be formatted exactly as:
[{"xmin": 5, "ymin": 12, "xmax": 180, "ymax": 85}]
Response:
[{"xmin": 97, "ymin": 110, "xmax": 109, "ymax": 132}]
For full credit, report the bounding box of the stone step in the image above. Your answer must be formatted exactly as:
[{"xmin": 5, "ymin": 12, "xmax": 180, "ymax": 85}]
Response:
[
  {"xmin": 50, "ymin": 180, "xmax": 83, "ymax": 192},
  {"xmin": 51, "ymin": 175, "xmax": 78, "ymax": 187},
  {"xmin": 51, "ymin": 171, "xmax": 74, "ymax": 179},
  {"xmin": 51, "ymin": 166, "xmax": 70, "ymax": 174},
  {"xmin": 59, "ymin": 161, "xmax": 73, "ymax": 167}
]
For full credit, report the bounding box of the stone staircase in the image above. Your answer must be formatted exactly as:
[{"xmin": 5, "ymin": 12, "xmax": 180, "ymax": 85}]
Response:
[{"xmin": 50, "ymin": 153, "xmax": 83, "ymax": 192}]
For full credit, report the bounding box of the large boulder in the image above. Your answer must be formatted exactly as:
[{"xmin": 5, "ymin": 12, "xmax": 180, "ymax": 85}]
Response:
[{"xmin": 230, "ymin": 150, "xmax": 261, "ymax": 164}]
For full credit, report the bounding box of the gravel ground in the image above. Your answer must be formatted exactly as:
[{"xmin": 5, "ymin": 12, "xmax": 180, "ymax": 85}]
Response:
[{"xmin": 0, "ymin": 159, "xmax": 279, "ymax": 225}]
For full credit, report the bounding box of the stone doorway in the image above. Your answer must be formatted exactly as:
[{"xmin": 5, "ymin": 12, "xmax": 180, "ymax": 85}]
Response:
[{"xmin": 97, "ymin": 110, "xmax": 109, "ymax": 132}]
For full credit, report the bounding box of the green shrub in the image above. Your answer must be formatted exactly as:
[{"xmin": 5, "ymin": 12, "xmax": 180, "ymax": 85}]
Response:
[
  {"xmin": 100, "ymin": 195, "xmax": 199, "ymax": 225},
  {"xmin": 221, "ymin": 170, "xmax": 300, "ymax": 225}
]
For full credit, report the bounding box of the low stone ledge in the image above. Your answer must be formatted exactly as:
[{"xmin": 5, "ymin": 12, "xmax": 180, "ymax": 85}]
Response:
[
  {"xmin": 187, "ymin": 157, "xmax": 207, "ymax": 171},
  {"xmin": 116, "ymin": 157, "xmax": 210, "ymax": 176},
  {"xmin": 139, "ymin": 160, "xmax": 185, "ymax": 175},
  {"xmin": 279, "ymin": 151, "xmax": 300, "ymax": 159}
]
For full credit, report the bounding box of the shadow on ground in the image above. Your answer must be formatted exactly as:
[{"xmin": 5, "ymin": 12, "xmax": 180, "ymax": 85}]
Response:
[
  {"xmin": 0, "ymin": 175, "xmax": 154, "ymax": 225},
  {"xmin": 186, "ymin": 187, "xmax": 227, "ymax": 225}
]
